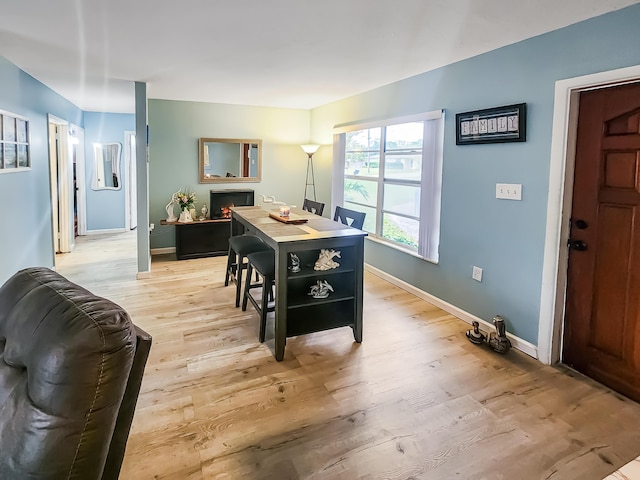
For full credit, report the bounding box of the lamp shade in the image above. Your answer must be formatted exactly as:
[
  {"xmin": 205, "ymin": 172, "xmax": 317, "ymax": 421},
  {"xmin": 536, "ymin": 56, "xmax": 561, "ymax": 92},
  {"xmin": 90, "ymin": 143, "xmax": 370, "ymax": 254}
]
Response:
[{"xmin": 301, "ymin": 144, "xmax": 320, "ymax": 155}]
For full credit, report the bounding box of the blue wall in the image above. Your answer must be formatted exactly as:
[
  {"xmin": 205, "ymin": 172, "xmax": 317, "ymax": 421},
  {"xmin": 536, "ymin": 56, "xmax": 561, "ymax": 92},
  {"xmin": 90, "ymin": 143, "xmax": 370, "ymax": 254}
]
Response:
[
  {"xmin": 0, "ymin": 56, "xmax": 83, "ymax": 284},
  {"xmin": 0, "ymin": 59, "xmax": 133, "ymax": 283},
  {"xmin": 311, "ymin": 4, "xmax": 640, "ymax": 345},
  {"xmin": 84, "ymin": 112, "xmax": 135, "ymax": 231}
]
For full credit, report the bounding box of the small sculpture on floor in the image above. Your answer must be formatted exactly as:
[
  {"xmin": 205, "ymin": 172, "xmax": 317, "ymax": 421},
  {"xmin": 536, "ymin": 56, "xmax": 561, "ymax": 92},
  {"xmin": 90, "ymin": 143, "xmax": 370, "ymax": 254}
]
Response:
[
  {"xmin": 314, "ymin": 249, "xmax": 341, "ymax": 271},
  {"xmin": 465, "ymin": 321, "xmax": 486, "ymax": 345},
  {"xmin": 488, "ymin": 315, "xmax": 511, "ymax": 354},
  {"xmin": 465, "ymin": 314, "xmax": 511, "ymax": 354}
]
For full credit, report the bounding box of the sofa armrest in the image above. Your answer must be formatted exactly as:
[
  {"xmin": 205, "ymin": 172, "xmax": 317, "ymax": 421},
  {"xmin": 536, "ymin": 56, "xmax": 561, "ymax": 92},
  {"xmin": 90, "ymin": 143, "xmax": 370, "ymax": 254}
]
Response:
[{"xmin": 102, "ymin": 325, "xmax": 152, "ymax": 480}]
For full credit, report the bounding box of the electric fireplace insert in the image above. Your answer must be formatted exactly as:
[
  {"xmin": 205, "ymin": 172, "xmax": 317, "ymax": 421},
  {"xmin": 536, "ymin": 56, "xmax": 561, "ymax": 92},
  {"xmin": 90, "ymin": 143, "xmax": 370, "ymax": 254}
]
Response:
[{"xmin": 209, "ymin": 189, "xmax": 255, "ymax": 219}]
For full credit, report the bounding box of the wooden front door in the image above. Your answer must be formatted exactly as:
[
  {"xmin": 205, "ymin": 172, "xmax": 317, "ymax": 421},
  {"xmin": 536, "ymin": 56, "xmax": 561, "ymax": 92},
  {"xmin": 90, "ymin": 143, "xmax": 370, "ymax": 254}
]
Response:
[{"xmin": 563, "ymin": 81, "xmax": 640, "ymax": 401}]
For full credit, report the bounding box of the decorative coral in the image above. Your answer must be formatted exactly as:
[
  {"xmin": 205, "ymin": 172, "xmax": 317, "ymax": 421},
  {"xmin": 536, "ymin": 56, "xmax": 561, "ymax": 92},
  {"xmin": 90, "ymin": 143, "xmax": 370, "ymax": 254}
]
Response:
[
  {"xmin": 313, "ymin": 249, "xmax": 341, "ymax": 271},
  {"xmin": 308, "ymin": 280, "xmax": 334, "ymax": 299}
]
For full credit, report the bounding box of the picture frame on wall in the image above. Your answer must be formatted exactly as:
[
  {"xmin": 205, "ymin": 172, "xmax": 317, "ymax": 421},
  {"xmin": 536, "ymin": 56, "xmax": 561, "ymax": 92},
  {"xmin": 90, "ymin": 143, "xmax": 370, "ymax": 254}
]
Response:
[
  {"xmin": 0, "ymin": 109, "xmax": 30, "ymax": 171},
  {"xmin": 456, "ymin": 103, "xmax": 526, "ymax": 145}
]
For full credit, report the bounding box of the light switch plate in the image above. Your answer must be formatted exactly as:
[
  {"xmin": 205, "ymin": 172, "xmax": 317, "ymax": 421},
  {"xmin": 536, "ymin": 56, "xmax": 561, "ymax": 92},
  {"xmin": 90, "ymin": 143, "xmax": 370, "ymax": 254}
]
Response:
[
  {"xmin": 496, "ymin": 183, "xmax": 522, "ymax": 200},
  {"xmin": 472, "ymin": 266, "xmax": 483, "ymax": 282}
]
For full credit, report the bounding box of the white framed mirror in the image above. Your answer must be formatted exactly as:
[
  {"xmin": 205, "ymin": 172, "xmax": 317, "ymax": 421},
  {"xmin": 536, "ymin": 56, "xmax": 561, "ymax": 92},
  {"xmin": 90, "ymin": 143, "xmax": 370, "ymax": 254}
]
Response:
[
  {"xmin": 198, "ymin": 138, "xmax": 261, "ymax": 183},
  {"xmin": 92, "ymin": 142, "xmax": 122, "ymax": 190}
]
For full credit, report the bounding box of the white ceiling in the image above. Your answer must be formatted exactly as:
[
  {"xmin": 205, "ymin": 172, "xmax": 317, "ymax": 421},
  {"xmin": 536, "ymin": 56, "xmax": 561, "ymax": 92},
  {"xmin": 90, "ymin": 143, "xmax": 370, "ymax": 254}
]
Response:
[{"xmin": 1, "ymin": 0, "xmax": 638, "ymax": 113}]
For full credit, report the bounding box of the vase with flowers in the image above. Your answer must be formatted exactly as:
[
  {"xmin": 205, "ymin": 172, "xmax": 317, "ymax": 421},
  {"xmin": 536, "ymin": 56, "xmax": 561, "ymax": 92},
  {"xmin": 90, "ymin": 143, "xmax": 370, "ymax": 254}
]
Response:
[{"xmin": 177, "ymin": 189, "xmax": 196, "ymax": 223}]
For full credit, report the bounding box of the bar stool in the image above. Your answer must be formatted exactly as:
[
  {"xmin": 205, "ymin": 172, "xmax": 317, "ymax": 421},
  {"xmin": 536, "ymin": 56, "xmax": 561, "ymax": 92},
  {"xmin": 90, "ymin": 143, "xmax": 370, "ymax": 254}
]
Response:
[
  {"xmin": 242, "ymin": 249, "xmax": 275, "ymax": 342},
  {"xmin": 302, "ymin": 198, "xmax": 325, "ymax": 216},
  {"xmin": 225, "ymin": 235, "xmax": 270, "ymax": 307},
  {"xmin": 334, "ymin": 206, "xmax": 366, "ymax": 229}
]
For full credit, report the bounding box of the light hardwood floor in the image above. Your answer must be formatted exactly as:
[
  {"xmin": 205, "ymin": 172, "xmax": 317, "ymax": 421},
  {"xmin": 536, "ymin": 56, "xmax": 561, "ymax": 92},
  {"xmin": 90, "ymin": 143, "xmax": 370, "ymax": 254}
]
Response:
[{"xmin": 55, "ymin": 231, "xmax": 640, "ymax": 480}]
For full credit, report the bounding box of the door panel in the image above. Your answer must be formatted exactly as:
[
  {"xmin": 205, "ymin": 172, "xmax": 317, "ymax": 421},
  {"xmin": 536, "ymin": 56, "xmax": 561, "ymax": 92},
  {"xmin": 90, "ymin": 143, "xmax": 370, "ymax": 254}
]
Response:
[
  {"xmin": 590, "ymin": 205, "xmax": 631, "ymax": 356},
  {"xmin": 563, "ymin": 82, "xmax": 640, "ymax": 401}
]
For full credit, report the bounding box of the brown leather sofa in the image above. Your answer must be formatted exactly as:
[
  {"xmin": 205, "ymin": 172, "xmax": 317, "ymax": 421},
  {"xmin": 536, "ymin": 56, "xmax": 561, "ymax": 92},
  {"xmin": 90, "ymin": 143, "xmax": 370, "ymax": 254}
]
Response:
[{"xmin": 0, "ymin": 267, "xmax": 152, "ymax": 479}]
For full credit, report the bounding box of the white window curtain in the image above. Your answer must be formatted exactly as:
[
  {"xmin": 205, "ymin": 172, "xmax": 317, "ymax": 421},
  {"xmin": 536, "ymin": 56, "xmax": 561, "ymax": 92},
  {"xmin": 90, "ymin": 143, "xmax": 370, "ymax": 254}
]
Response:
[{"xmin": 332, "ymin": 109, "xmax": 444, "ymax": 262}]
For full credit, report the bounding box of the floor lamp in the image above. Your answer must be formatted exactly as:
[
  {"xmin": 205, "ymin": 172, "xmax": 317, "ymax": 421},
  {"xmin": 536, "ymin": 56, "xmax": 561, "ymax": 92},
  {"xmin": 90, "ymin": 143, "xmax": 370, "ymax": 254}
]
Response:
[{"xmin": 301, "ymin": 144, "xmax": 320, "ymax": 201}]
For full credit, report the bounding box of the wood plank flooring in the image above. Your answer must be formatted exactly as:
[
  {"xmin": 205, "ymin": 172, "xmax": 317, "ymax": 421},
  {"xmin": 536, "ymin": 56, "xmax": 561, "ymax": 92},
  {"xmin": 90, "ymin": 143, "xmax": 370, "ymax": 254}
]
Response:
[{"xmin": 55, "ymin": 231, "xmax": 640, "ymax": 480}]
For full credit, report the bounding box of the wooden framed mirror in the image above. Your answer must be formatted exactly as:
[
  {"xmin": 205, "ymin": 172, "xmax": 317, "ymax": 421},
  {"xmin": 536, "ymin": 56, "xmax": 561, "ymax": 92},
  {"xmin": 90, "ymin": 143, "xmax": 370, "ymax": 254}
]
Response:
[{"xmin": 198, "ymin": 138, "xmax": 261, "ymax": 183}]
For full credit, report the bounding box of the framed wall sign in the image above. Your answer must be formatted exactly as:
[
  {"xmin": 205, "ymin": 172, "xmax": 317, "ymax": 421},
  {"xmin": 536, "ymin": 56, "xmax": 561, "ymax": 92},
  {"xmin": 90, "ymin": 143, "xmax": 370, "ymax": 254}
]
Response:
[{"xmin": 456, "ymin": 103, "xmax": 526, "ymax": 145}]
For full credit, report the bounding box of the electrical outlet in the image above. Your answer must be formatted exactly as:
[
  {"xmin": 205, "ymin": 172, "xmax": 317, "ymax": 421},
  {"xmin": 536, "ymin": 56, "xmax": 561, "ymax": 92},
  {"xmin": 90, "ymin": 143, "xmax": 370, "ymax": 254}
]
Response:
[
  {"xmin": 496, "ymin": 183, "xmax": 522, "ymax": 200},
  {"xmin": 472, "ymin": 266, "xmax": 483, "ymax": 282},
  {"xmin": 149, "ymin": 223, "xmax": 155, "ymax": 232}
]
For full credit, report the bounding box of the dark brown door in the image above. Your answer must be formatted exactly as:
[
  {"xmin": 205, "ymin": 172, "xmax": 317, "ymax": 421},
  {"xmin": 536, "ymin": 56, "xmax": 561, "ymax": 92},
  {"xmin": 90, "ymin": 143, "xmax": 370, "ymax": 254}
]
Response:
[{"xmin": 563, "ymin": 81, "xmax": 640, "ymax": 401}]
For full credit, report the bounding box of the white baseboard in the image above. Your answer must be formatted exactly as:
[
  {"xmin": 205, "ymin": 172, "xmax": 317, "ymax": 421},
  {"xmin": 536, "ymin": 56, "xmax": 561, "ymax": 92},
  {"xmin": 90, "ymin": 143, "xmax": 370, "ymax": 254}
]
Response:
[
  {"xmin": 86, "ymin": 228, "xmax": 127, "ymax": 235},
  {"xmin": 150, "ymin": 247, "xmax": 176, "ymax": 256},
  {"xmin": 364, "ymin": 264, "xmax": 538, "ymax": 359}
]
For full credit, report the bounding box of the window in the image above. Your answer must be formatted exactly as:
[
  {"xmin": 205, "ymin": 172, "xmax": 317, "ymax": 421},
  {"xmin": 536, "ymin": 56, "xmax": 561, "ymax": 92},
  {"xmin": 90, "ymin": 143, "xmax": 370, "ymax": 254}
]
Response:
[
  {"xmin": 0, "ymin": 110, "xmax": 30, "ymax": 173},
  {"xmin": 333, "ymin": 110, "xmax": 444, "ymax": 262}
]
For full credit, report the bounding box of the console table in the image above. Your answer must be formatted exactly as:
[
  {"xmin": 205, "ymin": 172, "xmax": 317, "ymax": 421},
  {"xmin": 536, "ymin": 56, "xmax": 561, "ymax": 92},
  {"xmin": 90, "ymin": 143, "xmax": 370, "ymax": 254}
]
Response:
[
  {"xmin": 162, "ymin": 188, "xmax": 255, "ymax": 260},
  {"xmin": 230, "ymin": 206, "xmax": 367, "ymax": 361},
  {"xmin": 160, "ymin": 219, "xmax": 232, "ymax": 260}
]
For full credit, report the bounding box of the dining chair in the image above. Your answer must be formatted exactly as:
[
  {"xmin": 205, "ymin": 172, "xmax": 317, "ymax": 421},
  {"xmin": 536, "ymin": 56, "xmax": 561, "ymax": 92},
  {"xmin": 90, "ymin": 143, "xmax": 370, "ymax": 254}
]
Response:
[
  {"xmin": 334, "ymin": 206, "xmax": 366, "ymax": 230},
  {"xmin": 242, "ymin": 249, "xmax": 276, "ymax": 342},
  {"xmin": 225, "ymin": 234, "xmax": 271, "ymax": 308},
  {"xmin": 302, "ymin": 198, "xmax": 325, "ymax": 216}
]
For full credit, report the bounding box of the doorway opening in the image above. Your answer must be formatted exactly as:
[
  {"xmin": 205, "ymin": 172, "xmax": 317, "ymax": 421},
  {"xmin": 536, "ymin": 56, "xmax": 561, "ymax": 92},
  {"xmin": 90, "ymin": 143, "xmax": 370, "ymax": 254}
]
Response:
[
  {"xmin": 70, "ymin": 125, "xmax": 87, "ymax": 237},
  {"xmin": 48, "ymin": 115, "xmax": 72, "ymax": 261},
  {"xmin": 124, "ymin": 131, "xmax": 137, "ymax": 231}
]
